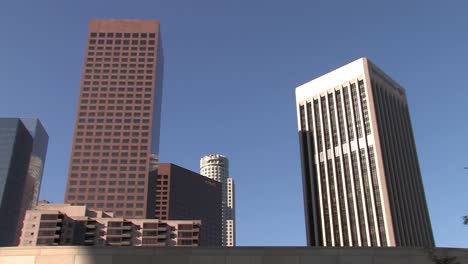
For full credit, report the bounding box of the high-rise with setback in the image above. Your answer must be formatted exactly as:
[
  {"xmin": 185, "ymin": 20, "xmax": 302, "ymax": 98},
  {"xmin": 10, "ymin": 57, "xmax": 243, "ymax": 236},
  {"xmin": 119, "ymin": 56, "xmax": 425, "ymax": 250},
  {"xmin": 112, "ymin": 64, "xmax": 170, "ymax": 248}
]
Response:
[
  {"xmin": 64, "ymin": 19, "xmax": 164, "ymax": 219},
  {"xmin": 295, "ymin": 58, "xmax": 434, "ymax": 247}
]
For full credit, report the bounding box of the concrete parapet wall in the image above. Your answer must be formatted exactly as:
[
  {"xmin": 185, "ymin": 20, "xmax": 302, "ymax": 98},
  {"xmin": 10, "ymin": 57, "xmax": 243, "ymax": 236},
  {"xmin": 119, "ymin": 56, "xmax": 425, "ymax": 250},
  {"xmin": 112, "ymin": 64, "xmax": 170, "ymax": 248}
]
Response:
[{"xmin": 0, "ymin": 246, "xmax": 467, "ymax": 264}]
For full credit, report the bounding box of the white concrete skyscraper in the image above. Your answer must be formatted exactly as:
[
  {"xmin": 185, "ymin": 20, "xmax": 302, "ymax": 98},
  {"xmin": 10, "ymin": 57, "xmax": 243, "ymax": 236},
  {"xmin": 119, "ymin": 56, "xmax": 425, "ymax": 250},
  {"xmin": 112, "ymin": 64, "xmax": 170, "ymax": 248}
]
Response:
[
  {"xmin": 295, "ymin": 58, "xmax": 434, "ymax": 247},
  {"xmin": 200, "ymin": 154, "xmax": 235, "ymax": 247}
]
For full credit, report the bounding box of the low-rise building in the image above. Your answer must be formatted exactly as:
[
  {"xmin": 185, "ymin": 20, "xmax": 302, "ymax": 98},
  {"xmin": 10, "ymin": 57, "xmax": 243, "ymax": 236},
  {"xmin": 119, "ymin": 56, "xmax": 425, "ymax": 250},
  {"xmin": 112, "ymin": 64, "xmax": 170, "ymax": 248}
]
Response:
[{"xmin": 19, "ymin": 202, "xmax": 200, "ymax": 247}]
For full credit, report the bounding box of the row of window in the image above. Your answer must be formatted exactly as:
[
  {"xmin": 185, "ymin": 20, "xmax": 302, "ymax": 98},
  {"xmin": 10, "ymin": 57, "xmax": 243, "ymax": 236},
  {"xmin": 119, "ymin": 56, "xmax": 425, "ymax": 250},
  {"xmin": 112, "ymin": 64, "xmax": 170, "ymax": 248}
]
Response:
[
  {"xmin": 73, "ymin": 151, "xmax": 147, "ymax": 157},
  {"xmin": 69, "ymin": 173, "xmax": 146, "ymax": 179},
  {"xmin": 88, "ymin": 45, "xmax": 154, "ymax": 51},
  {"xmin": 69, "ymin": 195, "xmax": 145, "ymax": 201},
  {"xmin": 70, "ymin": 165, "xmax": 147, "ymax": 172},
  {"xmin": 69, "ymin": 179, "xmax": 146, "ymax": 185},
  {"xmin": 83, "ymin": 81, "xmax": 153, "ymax": 86},
  {"xmin": 75, "ymin": 138, "xmax": 148, "ymax": 144},
  {"xmin": 82, "ymin": 86, "xmax": 152, "ymax": 92},
  {"xmin": 90, "ymin": 32, "xmax": 156, "ymax": 38},
  {"xmin": 81, "ymin": 94, "xmax": 152, "ymax": 101},
  {"xmin": 85, "ymin": 62, "xmax": 154, "ymax": 69},
  {"xmin": 89, "ymin": 39, "xmax": 156, "ymax": 45},
  {"xmin": 75, "ymin": 137, "xmax": 148, "ymax": 144},
  {"xmin": 76, "ymin": 131, "xmax": 149, "ymax": 137},
  {"xmin": 84, "ymin": 74, "xmax": 153, "ymax": 80},
  {"xmin": 76, "ymin": 119, "xmax": 150, "ymax": 126},
  {"xmin": 79, "ymin": 108, "xmax": 151, "ymax": 117},
  {"xmin": 88, "ymin": 52, "xmax": 154, "ymax": 57},
  {"xmin": 67, "ymin": 195, "xmax": 144, "ymax": 201},
  {"xmin": 86, "ymin": 57, "xmax": 154, "ymax": 63},
  {"xmin": 77, "ymin": 118, "xmax": 150, "ymax": 124},
  {"xmin": 80, "ymin": 100, "xmax": 152, "ymax": 107},
  {"xmin": 76, "ymin": 124, "xmax": 151, "ymax": 130},
  {"xmin": 71, "ymin": 159, "xmax": 146, "ymax": 164},
  {"xmin": 84, "ymin": 69, "xmax": 153, "ymax": 75}
]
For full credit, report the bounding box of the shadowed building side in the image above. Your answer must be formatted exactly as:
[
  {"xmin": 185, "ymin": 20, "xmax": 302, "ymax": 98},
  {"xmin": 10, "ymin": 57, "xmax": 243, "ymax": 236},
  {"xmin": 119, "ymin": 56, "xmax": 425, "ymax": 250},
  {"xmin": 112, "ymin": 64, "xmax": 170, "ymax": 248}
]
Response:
[{"xmin": 0, "ymin": 118, "xmax": 34, "ymax": 246}]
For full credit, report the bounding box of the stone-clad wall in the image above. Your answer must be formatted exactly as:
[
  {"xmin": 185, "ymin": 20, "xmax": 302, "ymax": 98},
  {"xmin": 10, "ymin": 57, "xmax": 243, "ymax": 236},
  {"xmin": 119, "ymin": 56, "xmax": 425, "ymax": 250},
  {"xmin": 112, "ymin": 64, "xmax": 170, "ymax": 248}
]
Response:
[{"xmin": 0, "ymin": 246, "xmax": 467, "ymax": 264}]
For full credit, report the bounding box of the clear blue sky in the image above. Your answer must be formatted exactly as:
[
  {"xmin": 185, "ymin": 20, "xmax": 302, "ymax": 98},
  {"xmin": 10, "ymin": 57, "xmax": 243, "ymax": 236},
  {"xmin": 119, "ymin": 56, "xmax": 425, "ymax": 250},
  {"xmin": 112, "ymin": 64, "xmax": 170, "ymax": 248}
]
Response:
[{"xmin": 0, "ymin": 0, "xmax": 467, "ymax": 247}]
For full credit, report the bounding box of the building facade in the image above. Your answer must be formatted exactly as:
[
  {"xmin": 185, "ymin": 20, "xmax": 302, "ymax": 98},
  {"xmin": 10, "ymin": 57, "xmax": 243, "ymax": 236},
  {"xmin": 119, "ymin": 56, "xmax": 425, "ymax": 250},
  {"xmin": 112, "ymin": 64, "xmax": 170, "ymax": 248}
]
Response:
[
  {"xmin": 19, "ymin": 202, "xmax": 200, "ymax": 247},
  {"xmin": 64, "ymin": 19, "xmax": 164, "ymax": 219},
  {"xmin": 21, "ymin": 119, "xmax": 49, "ymax": 209},
  {"xmin": 200, "ymin": 154, "xmax": 235, "ymax": 246},
  {"xmin": 155, "ymin": 163, "xmax": 222, "ymax": 246},
  {"xmin": 0, "ymin": 118, "xmax": 48, "ymax": 246},
  {"xmin": 295, "ymin": 58, "xmax": 434, "ymax": 247}
]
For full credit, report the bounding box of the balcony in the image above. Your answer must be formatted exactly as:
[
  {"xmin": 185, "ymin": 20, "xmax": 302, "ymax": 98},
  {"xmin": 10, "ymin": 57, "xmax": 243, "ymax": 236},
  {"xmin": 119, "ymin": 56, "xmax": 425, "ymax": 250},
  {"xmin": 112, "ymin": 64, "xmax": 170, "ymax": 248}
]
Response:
[
  {"xmin": 37, "ymin": 234, "xmax": 60, "ymax": 239},
  {"xmin": 40, "ymin": 219, "xmax": 62, "ymax": 223},
  {"xmin": 120, "ymin": 240, "xmax": 131, "ymax": 246},
  {"xmin": 178, "ymin": 229, "xmax": 196, "ymax": 233},
  {"xmin": 121, "ymin": 233, "xmax": 132, "ymax": 238},
  {"xmin": 38, "ymin": 226, "xmax": 61, "ymax": 231},
  {"xmin": 84, "ymin": 239, "xmax": 95, "ymax": 245},
  {"xmin": 142, "ymin": 242, "xmax": 166, "ymax": 247},
  {"xmin": 106, "ymin": 234, "xmax": 123, "ymax": 238},
  {"xmin": 142, "ymin": 227, "xmax": 159, "ymax": 231}
]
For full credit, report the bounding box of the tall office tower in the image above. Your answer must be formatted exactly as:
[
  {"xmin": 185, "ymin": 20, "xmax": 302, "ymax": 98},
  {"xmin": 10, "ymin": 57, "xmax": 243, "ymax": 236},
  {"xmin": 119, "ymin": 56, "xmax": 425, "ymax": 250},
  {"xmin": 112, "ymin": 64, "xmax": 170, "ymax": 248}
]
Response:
[
  {"xmin": 21, "ymin": 119, "xmax": 49, "ymax": 209},
  {"xmin": 64, "ymin": 19, "xmax": 164, "ymax": 219},
  {"xmin": 200, "ymin": 154, "xmax": 236, "ymax": 247},
  {"xmin": 0, "ymin": 118, "xmax": 48, "ymax": 246},
  {"xmin": 295, "ymin": 58, "xmax": 434, "ymax": 247},
  {"xmin": 156, "ymin": 163, "xmax": 222, "ymax": 246}
]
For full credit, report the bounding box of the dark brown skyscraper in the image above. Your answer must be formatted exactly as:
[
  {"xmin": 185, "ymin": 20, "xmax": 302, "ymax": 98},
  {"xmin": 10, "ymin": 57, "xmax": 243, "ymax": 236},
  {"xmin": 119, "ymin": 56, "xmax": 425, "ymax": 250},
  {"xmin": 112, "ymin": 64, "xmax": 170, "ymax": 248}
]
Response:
[
  {"xmin": 155, "ymin": 163, "xmax": 222, "ymax": 246},
  {"xmin": 64, "ymin": 19, "xmax": 164, "ymax": 219}
]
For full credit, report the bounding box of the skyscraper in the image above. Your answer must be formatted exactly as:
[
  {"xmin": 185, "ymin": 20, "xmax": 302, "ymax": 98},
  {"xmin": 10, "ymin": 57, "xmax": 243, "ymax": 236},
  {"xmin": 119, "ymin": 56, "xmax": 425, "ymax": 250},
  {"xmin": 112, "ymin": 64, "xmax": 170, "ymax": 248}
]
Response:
[
  {"xmin": 64, "ymin": 19, "xmax": 164, "ymax": 219},
  {"xmin": 155, "ymin": 163, "xmax": 222, "ymax": 246},
  {"xmin": 295, "ymin": 58, "xmax": 434, "ymax": 247},
  {"xmin": 0, "ymin": 118, "xmax": 48, "ymax": 246},
  {"xmin": 21, "ymin": 118, "xmax": 49, "ymax": 209},
  {"xmin": 200, "ymin": 154, "xmax": 236, "ymax": 247}
]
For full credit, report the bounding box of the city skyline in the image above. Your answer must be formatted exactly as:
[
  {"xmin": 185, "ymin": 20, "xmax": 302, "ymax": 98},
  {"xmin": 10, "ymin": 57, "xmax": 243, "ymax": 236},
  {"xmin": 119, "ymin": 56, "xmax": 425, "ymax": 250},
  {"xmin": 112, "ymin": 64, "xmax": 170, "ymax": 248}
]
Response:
[{"xmin": 0, "ymin": 0, "xmax": 466, "ymax": 247}]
